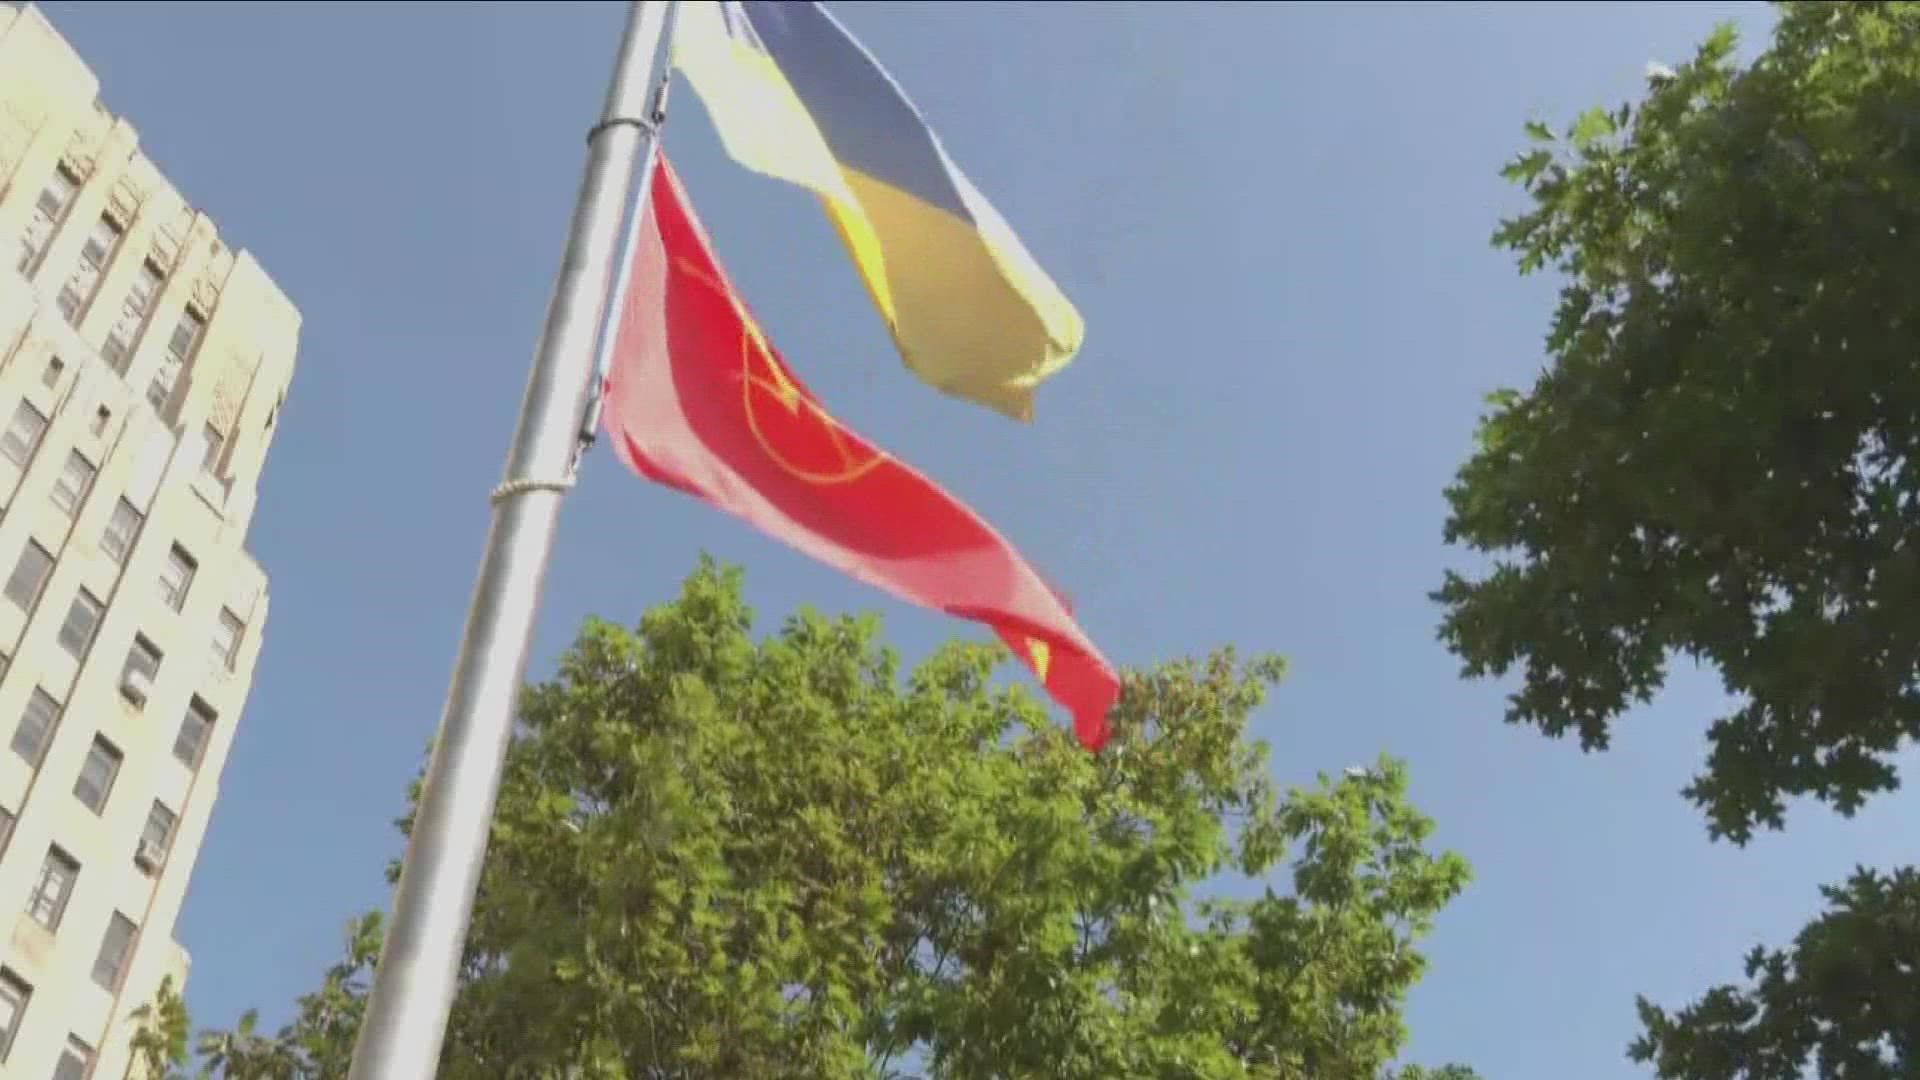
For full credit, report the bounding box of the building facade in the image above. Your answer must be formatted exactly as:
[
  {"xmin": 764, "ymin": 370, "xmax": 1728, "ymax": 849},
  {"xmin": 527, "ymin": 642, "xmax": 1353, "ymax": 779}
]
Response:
[{"xmin": 0, "ymin": 4, "xmax": 298, "ymax": 1076}]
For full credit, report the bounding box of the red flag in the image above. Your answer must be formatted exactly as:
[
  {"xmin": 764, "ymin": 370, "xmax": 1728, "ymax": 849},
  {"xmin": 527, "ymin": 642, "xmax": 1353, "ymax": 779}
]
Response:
[{"xmin": 601, "ymin": 155, "xmax": 1120, "ymax": 749}]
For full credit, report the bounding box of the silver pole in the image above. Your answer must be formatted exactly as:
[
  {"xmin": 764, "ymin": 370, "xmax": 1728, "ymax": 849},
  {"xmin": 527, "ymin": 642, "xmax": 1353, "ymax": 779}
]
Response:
[{"xmin": 348, "ymin": 3, "xmax": 675, "ymax": 1075}]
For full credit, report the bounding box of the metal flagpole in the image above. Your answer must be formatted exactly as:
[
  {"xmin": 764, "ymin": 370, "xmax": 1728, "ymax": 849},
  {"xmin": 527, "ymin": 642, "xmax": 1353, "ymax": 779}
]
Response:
[{"xmin": 348, "ymin": 2, "xmax": 678, "ymax": 1075}]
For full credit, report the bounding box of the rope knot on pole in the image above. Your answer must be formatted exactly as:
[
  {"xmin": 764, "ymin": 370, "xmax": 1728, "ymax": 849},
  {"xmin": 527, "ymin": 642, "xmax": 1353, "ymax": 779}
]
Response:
[{"xmin": 489, "ymin": 476, "xmax": 577, "ymax": 504}]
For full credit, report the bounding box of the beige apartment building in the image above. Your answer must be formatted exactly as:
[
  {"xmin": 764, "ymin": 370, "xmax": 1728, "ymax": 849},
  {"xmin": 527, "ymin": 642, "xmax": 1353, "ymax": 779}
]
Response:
[{"xmin": 0, "ymin": 4, "xmax": 298, "ymax": 1077}]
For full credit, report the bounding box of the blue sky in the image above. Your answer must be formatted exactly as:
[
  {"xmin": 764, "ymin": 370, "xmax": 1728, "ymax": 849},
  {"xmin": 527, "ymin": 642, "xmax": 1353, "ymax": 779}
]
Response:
[{"xmin": 34, "ymin": 1, "xmax": 1920, "ymax": 1076}]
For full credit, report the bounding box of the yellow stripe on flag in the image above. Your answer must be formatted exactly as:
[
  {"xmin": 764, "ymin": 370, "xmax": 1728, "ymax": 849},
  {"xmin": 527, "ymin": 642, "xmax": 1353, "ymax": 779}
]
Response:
[{"xmin": 671, "ymin": 1, "xmax": 1085, "ymax": 422}]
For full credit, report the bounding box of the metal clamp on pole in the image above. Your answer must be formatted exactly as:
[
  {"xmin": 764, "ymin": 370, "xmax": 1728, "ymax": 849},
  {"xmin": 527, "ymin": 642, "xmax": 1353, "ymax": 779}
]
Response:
[
  {"xmin": 585, "ymin": 113, "xmax": 657, "ymax": 145},
  {"xmin": 347, "ymin": 3, "xmax": 677, "ymax": 1076}
]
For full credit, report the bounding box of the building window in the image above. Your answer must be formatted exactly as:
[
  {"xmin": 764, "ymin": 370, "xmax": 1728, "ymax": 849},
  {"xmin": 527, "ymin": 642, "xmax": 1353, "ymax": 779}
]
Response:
[
  {"xmin": 146, "ymin": 307, "xmax": 205, "ymax": 412},
  {"xmin": 91, "ymin": 913, "xmax": 137, "ymax": 992},
  {"xmin": 213, "ymin": 608, "xmax": 244, "ymax": 670},
  {"xmin": 73, "ymin": 736, "xmax": 122, "ymax": 814},
  {"xmin": 56, "ymin": 214, "xmax": 123, "ymax": 324},
  {"xmin": 169, "ymin": 306, "xmax": 206, "ymax": 364},
  {"xmin": 0, "ymin": 400, "xmax": 47, "ymax": 468},
  {"xmin": 0, "ymin": 806, "xmax": 13, "ymax": 855},
  {"xmin": 15, "ymin": 165, "xmax": 79, "ymax": 274},
  {"xmin": 103, "ymin": 259, "xmax": 166, "ymax": 372},
  {"xmin": 0, "ymin": 970, "xmax": 28, "ymax": 1063},
  {"xmin": 57, "ymin": 589, "xmax": 104, "ymax": 659},
  {"xmin": 174, "ymin": 698, "xmax": 214, "ymax": 768},
  {"xmin": 92, "ymin": 404, "xmax": 111, "ymax": 436},
  {"xmin": 137, "ymin": 801, "xmax": 176, "ymax": 869},
  {"xmin": 9, "ymin": 689, "xmax": 60, "ymax": 767},
  {"xmin": 159, "ymin": 544, "xmax": 195, "ymax": 611},
  {"xmin": 146, "ymin": 358, "xmax": 180, "ymax": 411},
  {"xmin": 146, "ymin": 362, "xmax": 178, "ymax": 411},
  {"xmin": 50, "ymin": 450, "xmax": 96, "ymax": 517},
  {"xmin": 122, "ymin": 636, "xmax": 162, "ymax": 705},
  {"xmin": 201, "ymin": 423, "xmax": 226, "ymax": 475},
  {"xmin": 102, "ymin": 498, "xmax": 143, "ymax": 564},
  {"xmin": 3, "ymin": 542, "xmax": 52, "ymax": 611},
  {"xmin": 52, "ymin": 1035, "xmax": 92, "ymax": 1080},
  {"xmin": 26, "ymin": 846, "xmax": 78, "ymax": 930},
  {"xmin": 42, "ymin": 356, "xmax": 63, "ymax": 389}
]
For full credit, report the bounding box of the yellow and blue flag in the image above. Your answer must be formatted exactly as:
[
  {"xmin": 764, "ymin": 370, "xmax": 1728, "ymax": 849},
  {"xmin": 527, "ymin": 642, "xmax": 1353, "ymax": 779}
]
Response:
[{"xmin": 671, "ymin": 0, "xmax": 1086, "ymax": 422}]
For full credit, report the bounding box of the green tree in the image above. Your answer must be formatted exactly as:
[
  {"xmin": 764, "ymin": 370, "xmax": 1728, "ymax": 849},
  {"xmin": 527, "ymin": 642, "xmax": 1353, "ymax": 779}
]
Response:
[
  {"xmin": 1436, "ymin": 0, "xmax": 1920, "ymax": 846},
  {"xmin": 128, "ymin": 976, "xmax": 190, "ymax": 1079},
  {"xmin": 144, "ymin": 559, "xmax": 1475, "ymax": 1079},
  {"xmin": 128, "ymin": 916, "xmax": 382, "ymax": 1080},
  {"xmin": 1629, "ymin": 867, "xmax": 1920, "ymax": 1079},
  {"xmin": 1437, "ymin": 3, "xmax": 1920, "ymax": 1076}
]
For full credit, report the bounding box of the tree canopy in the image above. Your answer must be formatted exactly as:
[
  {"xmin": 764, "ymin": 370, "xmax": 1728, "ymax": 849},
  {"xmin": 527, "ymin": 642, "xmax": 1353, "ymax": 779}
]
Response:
[
  {"xmin": 1436, "ymin": 0, "xmax": 1920, "ymax": 844},
  {"xmin": 140, "ymin": 558, "xmax": 1475, "ymax": 1079},
  {"xmin": 1629, "ymin": 866, "xmax": 1919, "ymax": 1079},
  {"xmin": 1438, "ymin": 3, "xmax": 1920, "ymax": 1076}
]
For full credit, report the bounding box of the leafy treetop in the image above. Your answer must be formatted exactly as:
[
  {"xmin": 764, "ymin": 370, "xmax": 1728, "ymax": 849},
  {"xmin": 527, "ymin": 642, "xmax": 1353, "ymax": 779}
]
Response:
[
  {"xmin": 136, "ymin": 558, "xmax": 1474, "ymax": 1080},
  {"xmin": 1437, "ymin": 1, "xmax": 1920, "ymax": 843}
]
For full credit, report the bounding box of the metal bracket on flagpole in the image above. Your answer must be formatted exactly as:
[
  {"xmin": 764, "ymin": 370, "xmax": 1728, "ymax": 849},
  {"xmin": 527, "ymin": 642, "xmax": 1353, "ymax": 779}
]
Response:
[{"xmin": 585, "ymin": 114, "xmax": 657, "ymax": 144}]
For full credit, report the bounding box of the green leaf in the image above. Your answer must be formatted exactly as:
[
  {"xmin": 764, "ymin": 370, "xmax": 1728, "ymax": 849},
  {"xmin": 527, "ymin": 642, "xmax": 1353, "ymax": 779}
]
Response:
[
  {"xmin": 1499, "ymin": 149, "xmax": 1555, "ymax": 185},
  {"xmin": 1569, "ymin": 105, "xmax": 1617, "ymax": 147}
]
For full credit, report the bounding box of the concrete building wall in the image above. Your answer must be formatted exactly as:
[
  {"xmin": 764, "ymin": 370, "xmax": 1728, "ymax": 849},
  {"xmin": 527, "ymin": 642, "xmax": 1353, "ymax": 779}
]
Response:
[{"xmin": 0, "ymin": 4, "xmax": 298, "ymax": 1076}]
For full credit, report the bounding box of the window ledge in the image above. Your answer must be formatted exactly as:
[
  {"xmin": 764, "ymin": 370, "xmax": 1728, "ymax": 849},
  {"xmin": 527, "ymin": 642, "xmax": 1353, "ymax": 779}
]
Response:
[
  {"xmin": 7, "ymin": 914, "xmax": 55, "ymax": 971},
  {"xmin": 190, "ymin": 472, "xmax": 226, "ymax": 518}
]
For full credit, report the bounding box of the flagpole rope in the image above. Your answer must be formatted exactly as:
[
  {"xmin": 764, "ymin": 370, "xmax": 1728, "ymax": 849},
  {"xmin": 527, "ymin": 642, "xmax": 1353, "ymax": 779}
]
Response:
[
  {"xmin": 575, "ymin": 42, "xmax": 676, "ymax": 475},
  {"xmin": 488, "ymin": 476, "xmax": 577, "ymax": 503}
]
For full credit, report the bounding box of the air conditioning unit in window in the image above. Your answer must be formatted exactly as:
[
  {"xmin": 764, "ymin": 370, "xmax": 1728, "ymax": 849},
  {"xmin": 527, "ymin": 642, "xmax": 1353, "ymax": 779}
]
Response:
[
  {"xmin": 134, "ymin": 838, "xmax": 165, "ymax": 873},
  {"xmin": 120, "ymin": 667, "xmax": 153, "ymax": 707}
]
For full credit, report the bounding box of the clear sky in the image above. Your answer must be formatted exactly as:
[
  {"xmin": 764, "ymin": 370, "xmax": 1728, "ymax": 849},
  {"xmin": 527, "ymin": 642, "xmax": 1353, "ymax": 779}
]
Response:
[{"xmin": 32, "ymin": 1, "xmax": 1920, "ymax": 1076}]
